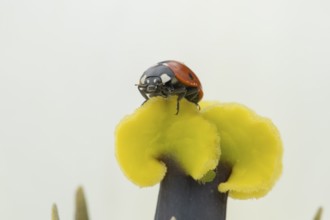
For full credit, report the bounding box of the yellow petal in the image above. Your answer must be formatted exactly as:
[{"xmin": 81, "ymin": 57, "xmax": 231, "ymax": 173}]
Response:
[
  {"xmin": 115, "ymin": 97, "xmax": 220, "ymax": 187},
  {"xmin": 201, "ymin": 102, "xmax": 283, "ymax": 199}
]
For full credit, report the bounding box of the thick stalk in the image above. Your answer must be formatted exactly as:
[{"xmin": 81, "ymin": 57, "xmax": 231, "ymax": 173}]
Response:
[{"xmin": 154, "ymin": 159, "xmax": 232, "ymax": 220}]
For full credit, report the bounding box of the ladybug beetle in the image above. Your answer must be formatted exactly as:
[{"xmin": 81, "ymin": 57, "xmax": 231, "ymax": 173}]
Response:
[{"xmin": 137, "ymin": 60, "xmax": 203, "ymax": 114}]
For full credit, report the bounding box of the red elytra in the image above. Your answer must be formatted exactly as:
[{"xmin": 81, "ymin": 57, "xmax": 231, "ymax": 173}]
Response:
[{"xmin": 164, "ymin": 61, "xmax": 204, "ymax": 101}]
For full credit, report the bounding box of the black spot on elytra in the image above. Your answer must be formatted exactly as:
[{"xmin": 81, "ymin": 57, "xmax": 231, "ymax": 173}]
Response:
[{"xmin": 188, "ymin": 73, "xmax": 194, "ymax": 80}]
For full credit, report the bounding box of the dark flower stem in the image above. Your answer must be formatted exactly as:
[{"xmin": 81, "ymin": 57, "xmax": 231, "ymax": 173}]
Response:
[{"xmin": 154, "ymin": 159, "xmax": 232, "ymax": 220}]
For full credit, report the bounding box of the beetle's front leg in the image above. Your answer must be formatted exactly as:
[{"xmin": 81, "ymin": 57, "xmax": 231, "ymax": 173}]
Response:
[{"xmin": 138, "ymin": 86, "xmax": 149, "ymax": 105}]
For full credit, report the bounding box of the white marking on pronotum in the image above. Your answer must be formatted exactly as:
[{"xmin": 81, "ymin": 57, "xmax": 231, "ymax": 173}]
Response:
[
  {"xmin": 140, "ymin": 74, "xmax": 147, "ymax": 84},
  {"xmin": 170, "ymin": 216, "xmax": 176, "ymax": 220},
  {"xmin": 160, "ymin": 73, "xmax": 171, "ymax": 84}
]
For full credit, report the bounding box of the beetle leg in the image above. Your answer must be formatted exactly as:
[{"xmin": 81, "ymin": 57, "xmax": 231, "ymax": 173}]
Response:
[
  {"xmin": 175, "ymin": 90, "xmax": 187, "ymax": 115},
  {"xmin": 165, "ymin": 86, "xmax": 187, "ymax": 115},
  {"xmin": 138, "ymin": 86, "xmax": 149, "ymax": 104}
]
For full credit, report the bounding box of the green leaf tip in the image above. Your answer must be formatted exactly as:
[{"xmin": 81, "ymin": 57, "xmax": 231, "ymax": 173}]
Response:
[
  {"xmin": 51, "ymin": 204, "xmax": 60, "ymax": 220},
  {"xmin": 314, "ymin": 207, "xmax": 323, "ymax": 220},
  {"xmin": 75, "ymin": 186, "xmax": 89, "ymax": 220}
]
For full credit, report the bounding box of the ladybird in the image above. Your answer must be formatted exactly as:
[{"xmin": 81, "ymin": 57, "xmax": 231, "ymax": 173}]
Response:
[{"xmin": 137, "ymin": 60, "xmax": 203, "ymax": 114}]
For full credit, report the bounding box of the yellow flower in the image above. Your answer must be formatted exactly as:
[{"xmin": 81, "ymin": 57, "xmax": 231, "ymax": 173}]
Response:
[
  {"xmin": 201, "ymin": 102, "xmax": 283, "ymax": 199},
  {"xmin": 115, "ymin": 96, "xmax": 283, "ymax": 199},
  {"xmin": 115, "ymin": 96, "xmax": 220, "ymax": 186}
]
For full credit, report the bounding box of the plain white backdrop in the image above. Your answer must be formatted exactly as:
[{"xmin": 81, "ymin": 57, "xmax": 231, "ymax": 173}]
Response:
[{"xmin": 1, "ymin": 0, "xmax": 330, "ymax": 219}]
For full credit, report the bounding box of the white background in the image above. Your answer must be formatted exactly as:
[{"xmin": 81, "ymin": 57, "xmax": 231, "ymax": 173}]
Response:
[{"xmin": 1, "ymin": 0, "xmax": 330, "ymax": 219}]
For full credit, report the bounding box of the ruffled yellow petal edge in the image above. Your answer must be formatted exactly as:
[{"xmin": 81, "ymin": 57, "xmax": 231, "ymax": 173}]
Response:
[
  {"xmin": 115, "ymin": 97, "xmax": 220, "ymax": 187},
  {"xmin": 201, "ymin": 101, "xmax": 283, "ymax": 199}
]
